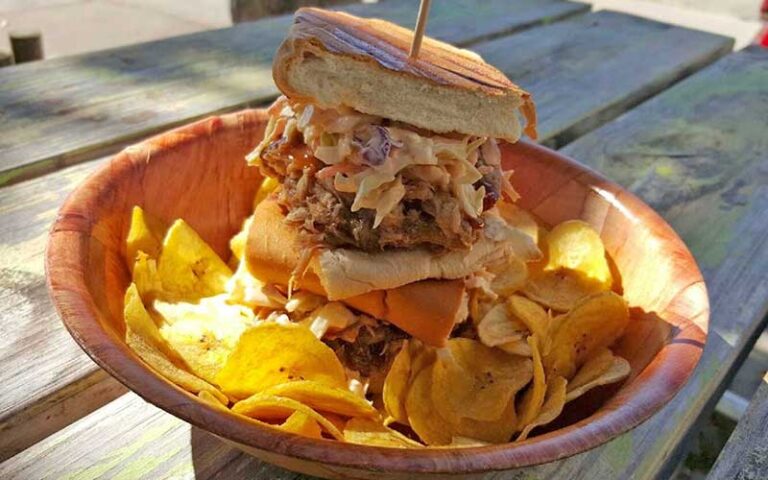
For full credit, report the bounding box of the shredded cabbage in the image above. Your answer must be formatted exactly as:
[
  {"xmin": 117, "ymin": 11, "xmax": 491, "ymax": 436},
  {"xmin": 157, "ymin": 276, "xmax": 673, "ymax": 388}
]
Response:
[{"xmin": 250, "ymin": 100, "xmax": 514, "ymax": 229}]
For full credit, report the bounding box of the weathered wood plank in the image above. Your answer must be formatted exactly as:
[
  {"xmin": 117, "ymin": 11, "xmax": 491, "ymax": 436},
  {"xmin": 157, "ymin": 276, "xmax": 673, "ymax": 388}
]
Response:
[
  {"xmin": 0, "ymin": 0, "xmax": 587, "ymax": 187},
  {"xmin": 0, "ymin": 394, "xmax": 258, "ymax": 480},
  {"xmin": 474, "ymin": 10, "xmax": 734, "ymax": 148},
  {"xmin": 0, "ymin": 11, "xmax": 736, "ymax": 465},
  {"xmin": 0, "ymin": 159, "xmax": 128, "ymax": 461},
  {"xmin": 2, "ymin": 47, "xmax": 765, "ymax": 478},
  {"xmin": 708, "ymin": 373, "xmax": 768, "ymax": 480}
]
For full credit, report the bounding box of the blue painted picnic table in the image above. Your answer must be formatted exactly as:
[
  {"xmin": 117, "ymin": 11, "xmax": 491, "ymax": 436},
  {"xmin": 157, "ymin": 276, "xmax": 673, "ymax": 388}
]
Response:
[{"xmin": 0, "ymin": 1, "xmax": 766, "ymax": 478}]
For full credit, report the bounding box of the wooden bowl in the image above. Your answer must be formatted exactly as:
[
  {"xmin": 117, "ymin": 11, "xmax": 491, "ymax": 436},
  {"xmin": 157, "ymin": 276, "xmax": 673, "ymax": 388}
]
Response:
[{"xmin": 46, "ymin": 109, "xmax": 708, "ymax": 478}]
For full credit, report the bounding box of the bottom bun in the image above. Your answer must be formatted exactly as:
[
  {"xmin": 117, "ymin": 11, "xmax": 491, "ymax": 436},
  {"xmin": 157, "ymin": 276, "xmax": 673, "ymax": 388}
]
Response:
[{"xmin": 246, "ymin": 199, "xmax": 467, "ymax": 346}]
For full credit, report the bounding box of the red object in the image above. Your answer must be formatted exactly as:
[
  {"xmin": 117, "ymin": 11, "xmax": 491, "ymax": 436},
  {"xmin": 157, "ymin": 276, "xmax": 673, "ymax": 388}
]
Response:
[
  {"xmin": 758, "ymin": 1, "xmax": 768, "ymax": 46},
  {"xmin": 759, "ymin": 25, "xmax": 768, "ymax": 47}
]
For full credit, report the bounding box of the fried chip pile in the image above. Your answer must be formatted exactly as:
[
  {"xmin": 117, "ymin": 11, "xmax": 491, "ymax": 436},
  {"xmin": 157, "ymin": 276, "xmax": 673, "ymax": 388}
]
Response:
[{"xmin": 122, "ymin": 194, "xmax": 632, "ymax": 448}]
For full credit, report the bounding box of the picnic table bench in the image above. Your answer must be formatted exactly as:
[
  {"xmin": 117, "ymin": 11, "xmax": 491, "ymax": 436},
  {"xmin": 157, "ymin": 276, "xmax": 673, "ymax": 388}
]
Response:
[{"xmin": 0, "ymin": 1, "xmax": 766, "ymax": 478}]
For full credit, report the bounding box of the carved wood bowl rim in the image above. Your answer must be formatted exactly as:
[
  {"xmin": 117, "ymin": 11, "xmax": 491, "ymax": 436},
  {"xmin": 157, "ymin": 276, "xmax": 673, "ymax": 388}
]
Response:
[{"xmin": 46, "ymin": 109, "xmax": 709, "ymax": 475}]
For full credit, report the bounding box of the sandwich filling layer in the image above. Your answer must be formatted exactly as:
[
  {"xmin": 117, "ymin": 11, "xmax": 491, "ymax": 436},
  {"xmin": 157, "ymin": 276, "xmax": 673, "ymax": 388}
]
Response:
[{"xmin": 248, "ymin": 97, "xmax": 519, "ymax": 252}]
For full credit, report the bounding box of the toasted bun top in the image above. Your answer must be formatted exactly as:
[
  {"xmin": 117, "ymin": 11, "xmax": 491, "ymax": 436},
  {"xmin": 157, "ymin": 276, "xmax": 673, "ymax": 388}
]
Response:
[{"xmin": 273, "ymin": 7, "xmax": 537, "ymax": 141}]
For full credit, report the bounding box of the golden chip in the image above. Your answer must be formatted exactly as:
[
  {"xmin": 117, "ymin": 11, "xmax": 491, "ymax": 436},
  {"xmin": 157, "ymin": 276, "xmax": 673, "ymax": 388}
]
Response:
[
  {"xmin": 408, "ymin": 341, "xmax": 436, "ymax": 383},
  {"xmin": 254, "ymin": 176, "xmax": 279, "ymax": 208},
  {"xmin": 406, "ymin": 364, "xmax": 452, "ymax": 446},
  {"xmin": 545, "ymin": 220, "xmax": 612, "ymax": 290},
  {"xmin": 155, "ymin": 296, "xmax": 256, "ymax": 384},
  {"xmin": 545, "ymin": 292, "xmax": 629, "ymax": 379},
  {"xmin": 281, "ymin": 411, "xmax": 323, "ymax": 439},
  {"xmin": 568, "ymin": 347, "xmax": 615, "ymax": 392},
  {"xmin": 432, "ymin": 338, "xmax": 532, "ymax": 422},
  {"xmin": 448, "ymin": 437, "xmax": 491, "ymax": 448},
  {"xmin": 127, "ymin": 333, "xmax": 227, "ymax": 404},
  {"xmin": 344, "ymin": 418, "xmax": 423, "ymax": 448},
  {"xmin": 382, "ymin": 341, "xmax": 411, "ymax": 424},
  {"xmin": 132, "ymin": 252, "xmax": 162, "ymax": 302},
  {"xmin": 232, "ymin": 393, "xmax": 343, "ymax": 440},
  {"xmin": 517, "ymin": 335, "xmax": 546, "ymax": 430},
  {"xmin": 198, "ymin": 390, "xmax": 229, "ymax": 412},
  {"xmin": 522, "ymin": 268, "xmax": 606, "ymax": 312},
  {"xmin": 477, "ymin": 303, "xmax": 528, "ymax": 347},
  {"xmin": 126, "ymin": 206, "xmax": 165, "ymax": 268},
  {"xmin": 507, "ymin": 295, "xmax": 551, "ymax": 354},
  {"xmin": 215, "ymin": 323, "xmax": 347, "ymax": 399},
  {"xmin": 262, "ymin": 380, "xmax": 377, "ymax": 417},
  {"xmin": 516, "ymin": 375, "xmax": 567, "ymax": 442},
  {"xmin": 229, "ymin": 215, "xmax": 253, "ymax": 265},
  {"xmin": 490, "ymin": 256, "xmax": 529, "ymax": 296},
  {"xmin": 453, "ymin": 397, "xmax": 518, "ymax": 444},
  {"xmin": 566, "ymin": 355, "xmax": 630, "ymax": 403},
  {"xmin": 124, "ymin": 283, "xmax": 182, "ymax": 364},
  {"xmin": 157, "ymin": 219, "xmax": 233, "ymax": 301},
  {"xmin": 498, "ymin": 337, "xmax": 532, "ymax": 357}
]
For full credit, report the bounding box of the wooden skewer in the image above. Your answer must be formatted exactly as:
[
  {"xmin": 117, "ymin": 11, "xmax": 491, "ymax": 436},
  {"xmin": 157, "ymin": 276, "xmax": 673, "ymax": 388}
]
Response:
[{"xmin": 409, "ymin": 0, "xmax": 432, "ymax": 59}]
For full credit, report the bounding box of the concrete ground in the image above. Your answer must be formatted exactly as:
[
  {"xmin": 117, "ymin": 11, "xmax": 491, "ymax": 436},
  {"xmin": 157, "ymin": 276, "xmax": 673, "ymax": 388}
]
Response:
[
  {"xmin": 0, "ymin": 0, "xmax": 232, "ymax": 57},
  {"xmin": 0, "ymin": 0, "xmax": 764, "ymax": 58}
]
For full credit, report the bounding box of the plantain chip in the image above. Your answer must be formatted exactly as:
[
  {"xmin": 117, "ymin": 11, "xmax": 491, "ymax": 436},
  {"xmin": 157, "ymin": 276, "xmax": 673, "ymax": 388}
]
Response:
[
  {"xmin": 516, "ymin": 375, "xmax": 567, "ymax": 442},
  {"xmin": 262, "ymin": 380, "xmax": 377, "ymax": 418},
  {"xmin": 406, "ymin": 363, "xmax": 452, "ymax": 446},
  {"xmin": 132, "ymin": 252, "xmax": 162, "ymax": 302},
  {"xmin": 280, "ymin": 411, "xmax": 323, "ymax": 439},
  {"xmin": 432, "ymin": 338, "xmax": 532, "ymax": 422},
  {"xmin": 232, "ymin": 393, "xmax": 344, "ymax": 440},
  {"xmin": 215, "ymin": 323, "xmax": 347, "ymax": 399},
  {"xmin": 344, "ymin": 417, "xmax": 423, "ymax": 448},
  {"xmin": 127, "ymin": 333, "xmax": 228, "ymax": 405},
  {"xmin": 408, "ymin": 341, "xmax": 436, "ymax": 383},
  {"xmin": 155, "ymin": 295, "xmax": 256, "ymax": 384},
  {"xmin": 229, "ymin": 215, "xmax": 253, "ymax": 265},
  {"xmin": 477, "ymin": 303, "xmax": 528, "ymax": 347},
  {"xmin": 490, "ymin": 256, "xmax": 529, "ymax": 296},
  {"xmin": 522, "ymin": 268, "xmax": 605, "ymax": 312},
  {"xmin": 545, "ymin": 220, "xmax": 612, "ymax": 290},
  {"xmin": 516, "ymin": 335, "xmax": 546, "ymax": 430},
  {"xmin": 566, "ymin": 355, "xmax": 630, "ymax": 403},
  {"xmin": 452, "ymin": 397, "xmax": 518, "ymax": 444},
  {"xmin": 198, "ymin": 390, "xmax": 229, "ymax": 412},
  {"xmin": 124, "ymin": 283, "xmax": 227, "ymax": 404},
  {"xmin": 568, "ymin": 347, "xmax": 615, "ymax": 392},
  {"xmin": 522, "ymin": 221, "xmax": 613, "ymax": 311},
  {"xmin": 382, "ymin": 341, "xmax": 411, "ymax": 424},
  {"xmin": 507, "ymin": 295, "xmax": 551, "ymax": 354},
  {"xmin": 126, "ymin": 206, "xmax": 165, "ymax": 268},
  {"xmin": 254, "ymin": 176, "xmax": 279, "ymax": 208},
  {"xmin": 448, "ymin": 437, "xmax": 492, "ymax": 448},
  {"xmin": 545, "ymin": 292, "xmax": 629, "ymax": 379},
  {"xmin": 498, "ymin": 337, "xmax": 532, "ymax": 357},
  {"xmin": 157, "ymin": 219, "xmax": 232, "ymax": 301},
  {"xmin": 124, "ymin": 283, "xmax": 178, "ymax": 362}
]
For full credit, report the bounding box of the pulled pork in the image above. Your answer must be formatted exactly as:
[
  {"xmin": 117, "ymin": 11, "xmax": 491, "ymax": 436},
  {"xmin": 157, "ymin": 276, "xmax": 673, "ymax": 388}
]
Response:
[
  {"xmin": 325, "ymin": 319, "xmax": 408, "ymax": 393},
  {"xmin": 261, "ymin": 137, "xmax": 501, "ymax": 252}
]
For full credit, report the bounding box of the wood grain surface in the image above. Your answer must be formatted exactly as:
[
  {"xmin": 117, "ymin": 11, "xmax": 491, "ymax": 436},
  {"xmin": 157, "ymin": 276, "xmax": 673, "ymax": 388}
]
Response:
[
  {"xmin": 0, "ymin": 159, "xmax": 125, "ymax": 461},
  {"xmin": 5, "ymin": 45, "xmax": 764, "ymax": 480},
  {"xmin": 474, "ymin": 11, "xmax": 733, "ymax": 148},
  {"xmin": 0, "ymin": 0, "xmax": 586, "ymax": 187},
  {"xmin": 708, "ymin": 372, "xmax": 768, "ymax": 480}
]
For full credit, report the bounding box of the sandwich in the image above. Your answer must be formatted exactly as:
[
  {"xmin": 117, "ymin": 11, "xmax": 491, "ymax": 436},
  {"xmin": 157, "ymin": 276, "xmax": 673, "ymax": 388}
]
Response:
[{"xmin": 244, "ymin": 7, "xmax": 540, "ymax": 389}]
